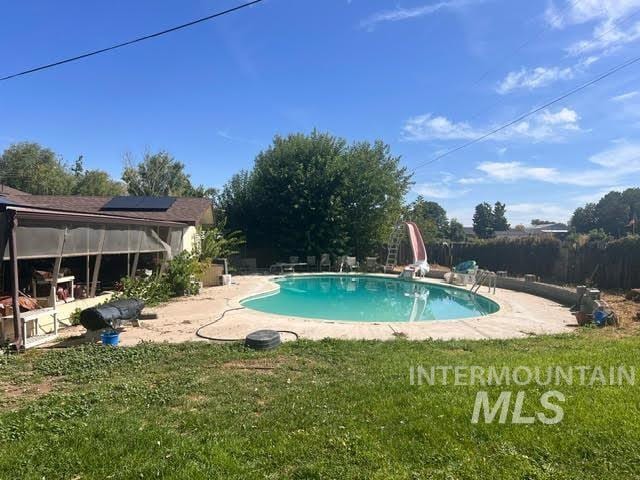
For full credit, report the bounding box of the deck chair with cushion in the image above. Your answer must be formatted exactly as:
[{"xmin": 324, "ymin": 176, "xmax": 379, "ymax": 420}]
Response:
[
  {"xmin": 364, "ymin": 257, "xmax": 380, "ymax": 273},
  {"xmin": 319, "ymin": 253, "xmax": 331, "ymax": 271},
  {"xmin": 306, "ymin": 256, "xmax": 317, "ymax": 271},
  {"xmin": 343, "ymin": 256, "xmax": 359, "ymax": 272}
]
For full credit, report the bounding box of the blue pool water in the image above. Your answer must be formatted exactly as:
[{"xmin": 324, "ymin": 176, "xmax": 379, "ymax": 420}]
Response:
[{"xmin": 241, "ymin": 275, "xmax": 499, "ymax": 322}]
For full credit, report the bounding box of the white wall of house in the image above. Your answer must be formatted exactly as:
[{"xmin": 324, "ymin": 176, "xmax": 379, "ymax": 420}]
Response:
[{"xmin": 181, "ymin": 226, "xmax": 200, "ymax": 254}]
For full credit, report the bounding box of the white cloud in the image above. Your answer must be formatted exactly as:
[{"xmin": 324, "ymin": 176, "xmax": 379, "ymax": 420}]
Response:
[
  {"xmin": 566, "ymin": 20, "xmax": 640, "ymax": 55},
  {"xmin": 413, "ymin": 171, "xmax": 469, "ymax": 199},
  {"xmin": 403, "ymin": 114, "xmax": 478, "ymax": 141},
  {"xmin": 588, "ymin": 141, "xmax": 640, "ymax": 168},
  {"xmin": 571, "ymin": 185, "xmax": 634, "ymax": 203},
  {"xmin": 545, "ymin": 0, "xmax": 640, "ymax": 56},
  {"xmin": 476, "ymin": 161, "xmax": 558, "ymax": 182},
  {"xmin": 402, "ymin": 107, "xmax": 581, "ymax": 142},
  {"xmin": 497, "ymin": 66, "xmax": 574, "ymax": 94},
  {"xmin": 360, "ymin": 0, "xmax": 479, "ymax": 30},
  {"xmin": 539, "ymin": 107, "xmax": 580, "ymax": 126},
  {"xmin": 467, "ymin": 141, "xmax": 640, "ymax": 188},
  {"xmin": 414, "ymin": 182, "xmax": 468, "ymax": 199},
  {"xmin": 216, "ymin": 130, "xmax": 259, "ymax": 145},
  {"xmin": 458, "ymin": 177, "xmax": 485, "ymax": 185},
  {"xmin": 547, "ymin": 0, "xmax": 640, "ymax": 29},
  {"xmin": 507, "ymin": 203, "xmax": 574, "ymax": 225},
  {"xmin": 611, "ymin": 90, "xmax": 639, "ymax": 102}
]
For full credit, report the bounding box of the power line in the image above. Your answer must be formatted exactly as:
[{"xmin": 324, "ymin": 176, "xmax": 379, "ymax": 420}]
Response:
[
  {"xmin": 465, "ymin": 6, "xmax": 640, "ymax": 125},
  {"xmin": 472, "ymin": 0, "xmax": 585, "ymax": 87},
  {"xmin": 0, "ymin": 0, "xmax": 265, "ymax": 82},
  {"xmin": 412, "ymin": 52, "xmax": 640, "ymax": 173}
]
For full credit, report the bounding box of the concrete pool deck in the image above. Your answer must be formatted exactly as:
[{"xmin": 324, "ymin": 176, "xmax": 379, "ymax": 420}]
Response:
[{"xmin": 55, "ymin": 273, "xmax": 576, "ymax": 346}]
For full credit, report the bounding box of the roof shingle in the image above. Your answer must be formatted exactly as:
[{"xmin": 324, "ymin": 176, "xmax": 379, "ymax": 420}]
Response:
[{"xmin": 2, "ymin": 192, "xmax": 213, "ymax": 226}]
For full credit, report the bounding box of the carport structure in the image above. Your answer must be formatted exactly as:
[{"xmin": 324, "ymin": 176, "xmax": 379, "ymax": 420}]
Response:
[{"xmin": 0, "ymin": 202, "xmax": 185, "ymax": 349}]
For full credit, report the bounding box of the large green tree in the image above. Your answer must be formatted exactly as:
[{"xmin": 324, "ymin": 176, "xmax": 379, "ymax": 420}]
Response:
[
  {"xmin": 594, "ymin": 191, "xmax": 630, "ymax": 237},
  {"xmin": 122, "ymin": 151, "xmax": 211, "ymax": 197},
  {"xmin": 0, "ymin": 142, "xmax": 75, "ymax": 194},
  {"xmin": 493, "ymin": 201, "xmax": 510, "ymax": 231},
  {"xmin": 472, "ymin": 202, "xmax": 495, "ymax": 239},
  {"xmin": 406, "ymin": 196, "xmax": 448, "ymax": 242},
  {"xmin": 220, "ymin": 131, "xmax": 411, "ymax": 258},
  {"xmin": 448, "ymin": 218, "xmax": 466, "ymax": 242},
  {"xmin": 340, "ymin": 140, "xmax": 410, "ymax": 257},
  {"xmin": 73, "ymin": 170, "xmax": 126, "ymax": 196},
  {"xmin": 570, "ymin": 188, "xmax": 640, "ymax": 237},
  {"xmin": 472, "ymin": 201, "xmax": 510, "ymax": 238},
  {"xmin": 570, "ymin": 203, "xmax": 598, "ymax": 233}
]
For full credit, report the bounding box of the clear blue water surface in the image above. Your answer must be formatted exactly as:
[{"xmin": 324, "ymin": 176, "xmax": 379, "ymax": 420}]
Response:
[{"xmin": 241, "ymin": 275, "xmax": 499, "ymax": 322}]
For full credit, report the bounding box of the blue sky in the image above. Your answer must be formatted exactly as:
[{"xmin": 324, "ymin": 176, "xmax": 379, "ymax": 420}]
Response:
[{"xmin": 1, "ymin": 0, "xmax": 639, "ymax": 225}]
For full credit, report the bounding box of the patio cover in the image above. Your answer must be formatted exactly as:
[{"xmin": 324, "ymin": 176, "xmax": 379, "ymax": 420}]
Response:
[{"xmin": 1, "ymin": 205, "xmax": 185, "ymax": 260}]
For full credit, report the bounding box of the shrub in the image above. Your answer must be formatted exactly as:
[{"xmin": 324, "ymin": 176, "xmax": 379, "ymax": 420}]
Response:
[
  {"xmin": 69, "ymin": 308, "xmax": 82, "ymax": 326},
  {"xmin": 165, "ymin": 251, "xmax": 202, "ymax": 297},
  {"xmin": 196, "ymin": 225, "xmax": 245, "ymax": 262},
  {"xmin": 115, "ymin": 275, "xmax": 171, "ymax": 306}
]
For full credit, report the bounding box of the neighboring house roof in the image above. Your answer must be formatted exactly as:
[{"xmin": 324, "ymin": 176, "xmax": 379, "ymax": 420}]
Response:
[
  {"xmin": 494, "ymin": 230, "xmax": 536, "ymax": 238},
  {"xmin": 0, "ymin": 186, "xmax": 213, "ymax": 226},
  {"xmin": 495, "ymin": 223, "xmax": 569, "ymax": 238},
  {"xmin": 462, "ymin": 227, "xmax": 477, "ymax": 236},
  {"xmin": 0, "ymin": 184, "xmax": 29, "ymax": 197},
  {"xmin": 531, "ymin": 222, "xmax": 568, "ymax": 232}
]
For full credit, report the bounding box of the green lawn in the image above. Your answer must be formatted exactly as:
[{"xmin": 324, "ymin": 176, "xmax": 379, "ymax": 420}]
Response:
[{"xmin": 1, "ymin": 331, "xmax": 639, "ymax": 479}]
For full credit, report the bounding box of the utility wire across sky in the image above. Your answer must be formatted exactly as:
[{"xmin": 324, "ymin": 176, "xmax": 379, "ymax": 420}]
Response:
[
  {"xmin": 0, "ymin": 0, "xmax": 264, "ymax": 82},
  {"xmin": 465, "ymin": 6, "xmax": 640, "ymax": 125},
  {"xmin": 412, "ymin": 52, "xmax": 640, "ymax": 174}
]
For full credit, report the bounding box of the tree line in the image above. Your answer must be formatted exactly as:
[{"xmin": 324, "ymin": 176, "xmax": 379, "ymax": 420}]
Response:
[
  {"xmin": 10, "ymin": 134, "xmax": 635, "ymax": 262},
  {"xmin": 0, "ymin": 142, "xmax": 214, "ymax": 198},
  {"xmin": 570, "ymin": 189, "xmax": 640, "ymax": 238}
]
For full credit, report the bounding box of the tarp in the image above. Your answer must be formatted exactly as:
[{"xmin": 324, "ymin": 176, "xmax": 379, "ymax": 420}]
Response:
[{"xmin": 2, "ymin": 218, "xmax": 175, "ymax": 260}]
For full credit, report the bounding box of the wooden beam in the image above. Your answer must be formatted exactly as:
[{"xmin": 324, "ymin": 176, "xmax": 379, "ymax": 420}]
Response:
[
  {"xmin": 90, "ymin": 228, "xmax": 106, "ymax": 298},
  {"xmin": 130, "ymin": 229, "xmax": 143, "ymax": 278},
  {"xmin": 49, "ymin": 228, "xmax": 67, "ymax": 307},
  {"xmin": 7, "ymin": 210, "xmax": 22, "ymax": 350}
]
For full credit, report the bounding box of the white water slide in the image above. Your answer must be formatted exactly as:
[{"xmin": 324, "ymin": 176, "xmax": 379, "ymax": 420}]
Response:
[{"xmin": 386, "ymin": 221, "xmax": 430, "ymax": 276}]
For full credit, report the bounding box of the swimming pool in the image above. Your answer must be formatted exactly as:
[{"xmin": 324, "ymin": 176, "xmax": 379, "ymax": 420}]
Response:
[{"xmin": 241, "ymin": 275, "xmax": 499, "ymax": 322}]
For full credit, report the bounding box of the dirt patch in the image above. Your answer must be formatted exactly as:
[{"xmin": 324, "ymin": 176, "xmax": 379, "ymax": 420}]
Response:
[
  {"xmin": 602, "ymin": 292, "xmax": 640, "ymax": 327},
  {"xmin": 0, "ymin": 377, "xmax": 60, "ymax": 410}
]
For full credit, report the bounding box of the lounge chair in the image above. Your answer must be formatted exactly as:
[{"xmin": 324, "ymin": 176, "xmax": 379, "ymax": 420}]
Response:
[
  {"xmin": 344, "ymin": 256, "xmax": 359, "ymax": 272},
  {"xmin": 239, "ymin": 258, "xmax": 256, "ymax": 274},
  {"xmin": 364, "ymin": 256, "xmax": 380, "ymax": 273},
  {"xmin": 319, "ymin": 253, "xmax": 331, "ymax": 271},
  {"xmin": 444, "ymin": 260, "xmax": 478, "ymax": 286},
  {"xmin": 306, "ymin": 255, "xmax": 317, "ymax": 271},
  {"xmin": 337, "ymin": 255, "xmax": 347, "ymax": 272}
]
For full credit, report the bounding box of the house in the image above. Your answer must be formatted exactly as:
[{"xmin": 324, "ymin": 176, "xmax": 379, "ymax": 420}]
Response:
[
  {"xmin": 462, "ymin": 227, "xmax": 477, "ymax": 239},
  {"xmin": 0, "ymin": 185, "xmax": 214, "ymax": 349},
  {"xmin": 494, "ymin": 223, "xmax": 569, "ymax": 239}
]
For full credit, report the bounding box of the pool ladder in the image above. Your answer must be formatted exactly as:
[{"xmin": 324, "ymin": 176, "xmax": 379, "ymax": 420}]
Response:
[{"xmin": 470, "ymin": 269, "xmax": 497, "ymax": 294}]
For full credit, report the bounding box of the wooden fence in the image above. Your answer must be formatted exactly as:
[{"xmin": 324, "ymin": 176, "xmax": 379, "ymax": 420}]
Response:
[{"xmin": 427, "ymin": 236, "xmax": 640, "ymax": 290}]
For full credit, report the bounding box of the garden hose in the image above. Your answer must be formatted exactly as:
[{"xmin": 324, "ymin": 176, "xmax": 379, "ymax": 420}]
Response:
[{"xmin": 194, "ymin": 307, "xmax": 300, "ymax": 342}]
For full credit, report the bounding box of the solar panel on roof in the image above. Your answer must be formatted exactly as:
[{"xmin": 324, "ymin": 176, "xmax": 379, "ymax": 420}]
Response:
[{"xmin": 101, "ymin": 196, "xmax": 176, "ymax": 211}]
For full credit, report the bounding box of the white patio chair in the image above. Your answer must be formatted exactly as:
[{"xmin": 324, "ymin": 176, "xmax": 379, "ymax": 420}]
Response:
[{"xmin": 319, "ymin": 253, "xmax": 331, "ymax": 271}]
